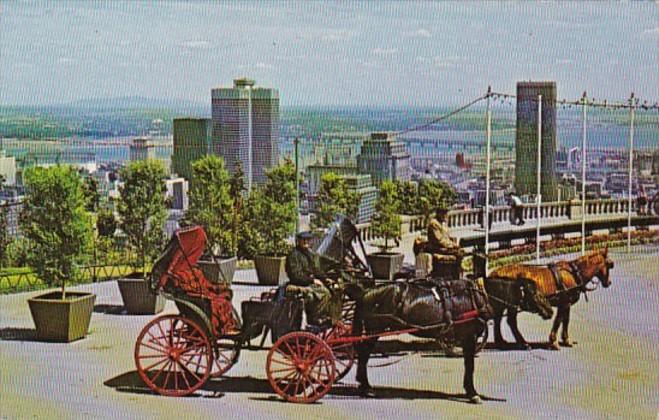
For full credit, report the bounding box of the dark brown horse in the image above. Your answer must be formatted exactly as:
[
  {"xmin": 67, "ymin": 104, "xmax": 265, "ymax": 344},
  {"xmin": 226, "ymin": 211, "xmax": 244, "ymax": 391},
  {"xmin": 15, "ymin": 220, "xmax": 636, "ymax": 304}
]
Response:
[
  {"xmin": 489, "ymin": 248, "xmax": 613, "ymax": 350},
  {"xmin": 350, "ymin": 279, "xmax": 492, "ymax": 404}
]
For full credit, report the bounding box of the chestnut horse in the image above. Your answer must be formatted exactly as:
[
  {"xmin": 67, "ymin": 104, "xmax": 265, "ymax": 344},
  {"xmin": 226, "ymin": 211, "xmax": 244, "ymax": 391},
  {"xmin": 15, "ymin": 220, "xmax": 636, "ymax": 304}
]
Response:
[{"xmin": 489, "ymin": 248, "xmax": 613, "ymax": 350}]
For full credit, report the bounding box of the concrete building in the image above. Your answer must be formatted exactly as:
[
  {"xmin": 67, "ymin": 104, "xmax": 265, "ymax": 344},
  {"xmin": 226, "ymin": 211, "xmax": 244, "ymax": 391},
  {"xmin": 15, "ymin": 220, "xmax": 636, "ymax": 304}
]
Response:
[
  {"xmin": 165, "ymin": 176, "xmax": 189, "ymax": 211},
  {"xmin": 343, "ymin": 174, "xmax": 378, "ymax": 224},
  {"xmin": 306, "ymin": 164, "xmax": 359, "ymax": 195},
  {"xmin": 172, "ymin": 118, "xmax": 210, "ymax": 182},
  {"xmin": 0, "ymin": 151, "xmax": 17, "ymax": 186},
  {"xmin": 514, "ymin": 81, "xmax": 558, "ymax": 201},
  {"xmin": 129, "ymin": 138, "xmax": 155, "ymax": 162},
  {"xmin": 211, "ymin": 78, "xmax": 279, "ymax": 190},
  {"xmin": 357, "ymin": 132, "xmax": 411, "ymax": 185}
]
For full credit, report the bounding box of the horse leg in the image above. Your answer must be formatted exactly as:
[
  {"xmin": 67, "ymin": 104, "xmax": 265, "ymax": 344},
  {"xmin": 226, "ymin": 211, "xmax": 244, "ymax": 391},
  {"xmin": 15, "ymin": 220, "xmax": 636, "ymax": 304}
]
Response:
[
  {"xmin": 560, "ymin": 305, "xmax": 576, "ymax": 347},
  {"xmin": 493, "ymin": 308, "xmax": 507, "ymax": 348},
  {"xmin": 548, "ymin": 305, "xmax": 563, "ymax": 350},
  {"xmin": 507, "ymin": 309, "xmax": 530, "ymax": 350},
  {"xmin": 355, "ymin": 338, "xmax": 377, "ymax": 397},
  {"xmin": 462, "ymin": 334, "xmax": 482, "ymax": 404}
]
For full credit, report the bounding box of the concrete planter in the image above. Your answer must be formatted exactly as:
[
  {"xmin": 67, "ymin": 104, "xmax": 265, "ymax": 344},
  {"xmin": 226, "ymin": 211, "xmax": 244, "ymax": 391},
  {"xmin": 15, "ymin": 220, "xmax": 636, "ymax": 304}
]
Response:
[
  {"xmin": 254, "ymin": 255, "xmax": 287, "ymax": 286},
  {"xmin": 28, "ymin": 291, "xmax": 96, "ymax": 342},
  {"xmin": 117, "ymin": 274, "xmax": 165, "ymax": 315},
  {"xmin": 367, "ymin": 252, "xmax": 405, "ymax": 281},
  {"xmin": 198, "ymin": 256, "xmax": 237, "ymax": 285}
]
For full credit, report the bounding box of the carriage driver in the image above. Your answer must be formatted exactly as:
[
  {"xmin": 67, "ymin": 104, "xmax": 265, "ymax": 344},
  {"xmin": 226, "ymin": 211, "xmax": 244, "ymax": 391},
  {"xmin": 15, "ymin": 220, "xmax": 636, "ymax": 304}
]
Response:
[
  {"xmin": 284, "ymin": 231, "xmax": 334, "ymax": 325},
  {"xmin": 426, "ymin": 206, "xmax": 463, "ymax": 257}
]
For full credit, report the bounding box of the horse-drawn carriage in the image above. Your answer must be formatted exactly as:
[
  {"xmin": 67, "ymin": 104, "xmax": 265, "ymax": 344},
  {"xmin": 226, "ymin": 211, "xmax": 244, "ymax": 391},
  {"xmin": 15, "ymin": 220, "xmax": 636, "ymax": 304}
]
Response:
[{"xmin": 133, "ymin": 217, "xmax": 493, "ymax": 403}]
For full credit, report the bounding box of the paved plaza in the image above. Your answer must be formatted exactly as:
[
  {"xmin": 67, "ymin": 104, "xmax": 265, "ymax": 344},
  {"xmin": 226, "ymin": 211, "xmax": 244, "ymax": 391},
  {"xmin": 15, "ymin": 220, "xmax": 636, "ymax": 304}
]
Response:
[{"xmin": 1, "ymin": 246, "xmax": 658, "ymax": 419}]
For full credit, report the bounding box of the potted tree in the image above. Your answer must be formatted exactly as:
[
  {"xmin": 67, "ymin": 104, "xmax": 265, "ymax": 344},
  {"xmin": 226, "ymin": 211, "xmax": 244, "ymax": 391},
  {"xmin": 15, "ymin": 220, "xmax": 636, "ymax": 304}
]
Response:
[
  {"xmin": 116, "ymin": 159, "xmax": 167, "ymax": 314},
  {"xmin": 248, "ymin": 161, "xmax": 297, "ymax": 285},
  {"xmin": 367, "ymin": 180, "xmax": 404, "ymax": 281},
  {"xmin": 21, "ymin": 165, "xmax": 95, "ymax": 342},
  {"xmin": 311, "ymin": 172, "xmax": 360, "ymax": 231},
  {"xmin": 185, "ymin": 156, "xmax": 238, "ymax": 285}
]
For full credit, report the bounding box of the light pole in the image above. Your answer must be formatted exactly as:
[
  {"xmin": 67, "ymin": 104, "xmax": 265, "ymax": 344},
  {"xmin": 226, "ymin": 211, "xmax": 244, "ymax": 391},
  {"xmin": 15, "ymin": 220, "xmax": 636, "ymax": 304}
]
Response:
[
  {"xmin": 484, "ymin": 86, "xmax": 492, "ymax": 274},
  {"xmin": 627, "ymin": 93, "xmax": 636, "ymax": 253},
  {"xmin": 294, "ymin": 137, "xmax": 300, "ymax": 234},
  {"xmin": 536, "ymin": 95, "xmax": 542, "ymax": 263},
  {"xmin": 580, "ymin": 92, "xmax": 587, "ymax": 255}
]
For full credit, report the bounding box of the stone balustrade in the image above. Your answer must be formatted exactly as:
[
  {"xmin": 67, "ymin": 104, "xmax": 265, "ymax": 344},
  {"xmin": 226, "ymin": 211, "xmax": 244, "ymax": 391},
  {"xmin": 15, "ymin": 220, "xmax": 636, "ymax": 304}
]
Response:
[{"xmin": 354, "ymin": 198, "xmax": 639, "ymax": 244}]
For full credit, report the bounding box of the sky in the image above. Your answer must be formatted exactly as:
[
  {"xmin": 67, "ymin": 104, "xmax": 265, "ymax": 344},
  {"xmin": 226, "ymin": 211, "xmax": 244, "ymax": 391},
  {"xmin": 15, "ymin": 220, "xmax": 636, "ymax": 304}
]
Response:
[{"xmin": 1, "ymin": 1, "xmax": 657, "ymax": 107}]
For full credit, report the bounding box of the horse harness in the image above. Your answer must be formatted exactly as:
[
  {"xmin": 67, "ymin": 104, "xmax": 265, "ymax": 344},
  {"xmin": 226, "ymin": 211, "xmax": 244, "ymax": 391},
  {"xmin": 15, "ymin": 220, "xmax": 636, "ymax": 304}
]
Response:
[{"xmin": 547, "ymin": 261, "xmax": 590, "ymax": 301}]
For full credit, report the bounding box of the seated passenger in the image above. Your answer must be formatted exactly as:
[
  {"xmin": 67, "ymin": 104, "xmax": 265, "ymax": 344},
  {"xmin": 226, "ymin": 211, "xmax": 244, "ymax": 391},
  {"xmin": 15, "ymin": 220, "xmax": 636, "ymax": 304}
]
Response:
[{"xmin": 425, "ymin": 206, "xmax": 464, "ymax": 278}]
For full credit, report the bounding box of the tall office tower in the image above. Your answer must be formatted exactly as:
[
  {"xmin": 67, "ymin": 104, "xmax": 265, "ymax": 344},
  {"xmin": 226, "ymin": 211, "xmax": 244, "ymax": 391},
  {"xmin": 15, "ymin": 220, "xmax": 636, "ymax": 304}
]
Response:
[
  {"xmin": 172, "ymin": 118, "xmax": 210, "ymax": 182},
  {"xmin": 211, "ymin": 78, "xmax": 279, "ymax": 190},
  {"xmin": 514, "ymin": 81, "xmax": 558, "ymax": 201},
  {"xmin": 357, "ymin": 132, "xmax": 411, "ymax": 185}
]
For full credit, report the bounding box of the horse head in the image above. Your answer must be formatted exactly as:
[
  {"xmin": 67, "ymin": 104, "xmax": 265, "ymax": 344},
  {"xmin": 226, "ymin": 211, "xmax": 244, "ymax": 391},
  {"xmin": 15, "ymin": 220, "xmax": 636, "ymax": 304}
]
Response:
[
  {"xmin": 519, "ymin": 278, "xmax": 553, "ymax": 320},
  {"xmin": 595, "ymin": 247, "xmax": 613, "ymax": 288}
]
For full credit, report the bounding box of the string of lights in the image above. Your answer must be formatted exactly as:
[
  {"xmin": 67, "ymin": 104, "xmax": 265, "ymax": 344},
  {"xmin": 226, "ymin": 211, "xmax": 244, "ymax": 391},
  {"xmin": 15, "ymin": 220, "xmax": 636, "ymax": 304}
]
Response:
[
  {"xmin": 488, "ymin": 91, "xmax": 659, "ymax": 111},
  {"xmin": 396, "ymin": 94, "xmax": 488, "ymax": 135}
]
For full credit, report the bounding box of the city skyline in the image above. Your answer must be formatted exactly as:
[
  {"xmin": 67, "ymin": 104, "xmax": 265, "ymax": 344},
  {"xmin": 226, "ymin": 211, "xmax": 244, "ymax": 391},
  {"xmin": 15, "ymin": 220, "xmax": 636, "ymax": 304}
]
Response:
[{"xmin": 1, "ymin": 1, "xmax": 657, "ymax": 107}]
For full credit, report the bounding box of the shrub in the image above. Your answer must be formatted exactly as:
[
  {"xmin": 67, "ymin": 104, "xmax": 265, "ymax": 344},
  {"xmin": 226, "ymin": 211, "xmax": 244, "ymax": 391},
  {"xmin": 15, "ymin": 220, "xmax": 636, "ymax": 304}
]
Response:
[
  {"xmin": 371, "ymin": 180, "xmax": 402, "ymax": 252},
  {"xmin": 117, "ymin": 159, "xmax": 167, "ymax": 275},
  {"xmin": 20, "ymin": 165, "xmax": 91, "ymax": 297},
  {"xmin": 312, "ymin": 172, "xmax": 360, "ymax": 230},
  {"xmin": 185, "ymin": 156, "xmax": 234, "ymax": 256},
  {"xmin": 96, "ymin": 207, "xmax": 117, "ymax": 238}
]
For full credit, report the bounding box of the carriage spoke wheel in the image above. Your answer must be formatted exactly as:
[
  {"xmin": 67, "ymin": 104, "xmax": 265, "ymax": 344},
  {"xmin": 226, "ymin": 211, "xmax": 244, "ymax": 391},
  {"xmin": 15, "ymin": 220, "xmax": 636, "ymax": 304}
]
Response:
[
  {"xmin": 318, "ymin": 322, "xmax": 355, "ymax": 382},
  {"xmin": 135, "ymin": 315, "xmax": 213, "ymax": 396},
  {"xmin": 266, "ymin": 332, "xmax": 336, "ymax": 403},
  {"xmin": 210, "ymin": 338, "xmax": 240, "ymax": 378}
]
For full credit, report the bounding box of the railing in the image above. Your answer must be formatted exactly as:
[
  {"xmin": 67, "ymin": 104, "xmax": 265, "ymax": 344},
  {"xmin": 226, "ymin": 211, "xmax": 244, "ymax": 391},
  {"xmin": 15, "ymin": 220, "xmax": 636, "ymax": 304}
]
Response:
[{"xmin": 355, "ymin": 198, "xmax": 640, "ymax": 244}]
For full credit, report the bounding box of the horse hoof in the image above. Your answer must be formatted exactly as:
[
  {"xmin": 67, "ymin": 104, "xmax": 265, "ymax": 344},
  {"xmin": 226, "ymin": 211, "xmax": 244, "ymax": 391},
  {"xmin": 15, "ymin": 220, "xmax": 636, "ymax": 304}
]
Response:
[
  {"xmin": 560, "ymin": 340, "xmax": 575, "ymax": 347},
  {"xmin": 469, "ymin": 395, "xmax": 483, "ymax": 404},
  {"xmin": 521, "ymin": 343, "xmax": 531, "ymax": 351},
  {"xmin": 549, "ymin": 342, "xmax": 560, "ymax": 351}
]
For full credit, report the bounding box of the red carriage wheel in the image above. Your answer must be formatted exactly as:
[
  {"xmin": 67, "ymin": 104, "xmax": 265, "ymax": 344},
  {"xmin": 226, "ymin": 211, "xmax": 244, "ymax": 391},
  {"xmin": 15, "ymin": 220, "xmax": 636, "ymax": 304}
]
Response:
[
  {"xmin": 318, "ymin": 322, "xmax": 355, "ymax": 382},
  {"xmin": 134, "ymin": 315, "xmax": 213, "ymax": 396},
  {"xmin": 266, "ymin": 331, "xmax": 336, "ymax": 403},
  {"xmin": 210, "ymin": 337, "xmax": 240, "ymax": 378}
]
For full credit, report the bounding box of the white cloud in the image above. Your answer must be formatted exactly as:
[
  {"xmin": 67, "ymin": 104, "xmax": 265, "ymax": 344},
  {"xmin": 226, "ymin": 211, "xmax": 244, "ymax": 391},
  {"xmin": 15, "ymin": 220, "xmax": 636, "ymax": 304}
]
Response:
[
  {"xmin": 643, "ymin": 26, "xmax": 659, "ymax": 36},
  {"xmin": 57, "ymin": 57, "xmax": 75, "ymax": 65},
  {"xmin": 254, "ymin": 62, "xmax": 276, "ymax": 70},
  {"xmin": 320, "ymin": 29, "xmax": 353, "ymax": 42},
  {"xmin": 416, "ymin": 56, "xmax": 456, "ymax": 68},
  {"xmin": 404, "ymin": 28, "xmax": 431, "ymax": 38},
  {"xmin": 181, "ymin": 40, "xmax": 211, "ymax": 49},
  {"xmin": 372, "ymin": 48, "xmax": 398, "ymax": 57}
]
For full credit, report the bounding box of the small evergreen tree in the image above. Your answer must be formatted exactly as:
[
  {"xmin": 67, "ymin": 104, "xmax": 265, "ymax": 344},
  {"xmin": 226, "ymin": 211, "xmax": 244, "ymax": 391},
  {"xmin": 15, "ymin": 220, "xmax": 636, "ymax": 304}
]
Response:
[
  {"xmin": 371, "ymin": 180, "xmax": 402, "ymax": 252},
  {"xmin": 394, "ymin": 180, "xmax": 419, "ymax": 215},
  {"xmin": 185, "ymin": 156, "xmax": 233, "ymax": 256},
  {"xmin": 418, "ymin": 179, "xmax": 457, "ymax": 223},
  {"xmin": 117, "ymin": 159, "xmax": 167, "ymax": 276},
  {"xmin": 312, "ymin": 172, "xmax": 360, "ymax": 230},
  {"xmin": 96, "ymin": 206, "xmax": 117, "ymax": 238},
  {"xmin": 82, "ymin": 175, "xmax": 100, "ymax": 212},
  {"xmin": 229, "ymin": 162, "xmax": 246, "ymax": 257},
  {"xmin": 20, "ymin": 165, "xmax": 91, "ymax": 298},
  {"xmin": 241, "ymin": 161, "xmax": 296, "ymax": 258}
]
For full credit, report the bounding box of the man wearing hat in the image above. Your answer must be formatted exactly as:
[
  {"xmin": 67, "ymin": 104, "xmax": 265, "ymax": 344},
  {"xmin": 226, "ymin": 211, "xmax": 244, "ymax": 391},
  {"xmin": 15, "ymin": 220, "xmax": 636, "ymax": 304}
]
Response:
[
  {"xmin": 424, "ymin": 206, "xmax": 463, "ymax": 278},
  {"xmin": 285, "ymin": 231, "xmax": 333, "ymax": 324}
]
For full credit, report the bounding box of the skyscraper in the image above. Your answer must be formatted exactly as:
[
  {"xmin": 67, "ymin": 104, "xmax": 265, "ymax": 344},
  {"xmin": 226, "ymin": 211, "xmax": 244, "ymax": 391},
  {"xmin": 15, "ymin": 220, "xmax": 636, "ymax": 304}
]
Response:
[
  {"xmin": 172, "ymin": 118, "xmax": 210, "ymax": 182},
  {"xmin": 211, "ymin": 78, "xmax": 279, "ymax": 190},
  {"xmin": 357, "ymin": 132, "xmax": 411, "ymax": 185},
  {"xmin": 514, "ymin": 81, "xmax": 558, "ymax": 201}
]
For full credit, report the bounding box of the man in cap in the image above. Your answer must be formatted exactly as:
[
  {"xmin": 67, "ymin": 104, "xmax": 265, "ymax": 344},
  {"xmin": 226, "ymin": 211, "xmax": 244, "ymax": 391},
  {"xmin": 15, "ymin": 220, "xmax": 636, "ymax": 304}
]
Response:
[
  {"xmin": 285, "ymin": 231, "xmax": 334, "ymax": 325},
  {"xmin": 425, "ymin": 206, "xmax": 464, "ymax": 278}
]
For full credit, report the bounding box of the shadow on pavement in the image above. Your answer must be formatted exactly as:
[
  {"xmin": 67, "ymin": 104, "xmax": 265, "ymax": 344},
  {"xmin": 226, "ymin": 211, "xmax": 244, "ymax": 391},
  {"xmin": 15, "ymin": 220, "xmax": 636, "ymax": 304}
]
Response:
[
  {"xmin": 93, "ymin": 304, "xmax": 127, "ymax": 315},
  {"xmin": 105, "ymin": 372, "xmax": 502, "ymax": 404},
  {"xmin": 0, "ymin": 327, "xmax": 38, "ymax": 341},
  {"xmin": 483, "ymin": 341, "xmax": 560, "ymax": 351}
]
